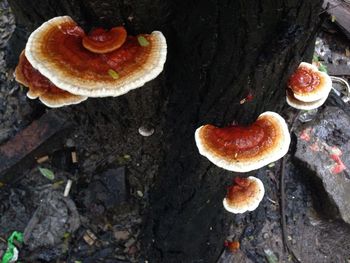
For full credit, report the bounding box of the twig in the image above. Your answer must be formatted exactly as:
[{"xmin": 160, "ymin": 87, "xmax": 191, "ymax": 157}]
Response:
[
  {"xmin": 0, "ymin": 236, "xmax": 6, "ymax": 243},
  {"xmin": 279, "ymin": 111, "xmax": 301, "ymax": 263}
]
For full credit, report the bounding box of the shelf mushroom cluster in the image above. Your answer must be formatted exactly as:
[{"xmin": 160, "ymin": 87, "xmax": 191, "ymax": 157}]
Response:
[
  {"xmin": 286, "ymin": 62, "xmax": 332, "ymax": 110},
  {"xmin": 195, "ymin": 111, "xmax": 290, "ymax": 214},
  {"xmin": 15, "ymin": 16, "xmax": 167, "ymax": 108}
]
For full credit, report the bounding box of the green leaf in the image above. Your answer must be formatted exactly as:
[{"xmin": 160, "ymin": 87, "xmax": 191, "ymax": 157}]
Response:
[
  {"xmin": 108, "ymin": 69, "xmax": 119, "ymax": 79},
  {"xmin": 137, "ymin": 36, "xmax": 149, "ymax": 47},
  {"xmin": 318, "ymin": 63, "xmax": 328, "ymax": 73},
  {"xmin": 38, "ymin": 167, "xmax": 55, "ymax": 180},
  {"xmin": 264, "ymin": 249, "xmax": 278, "ymax": 263}
]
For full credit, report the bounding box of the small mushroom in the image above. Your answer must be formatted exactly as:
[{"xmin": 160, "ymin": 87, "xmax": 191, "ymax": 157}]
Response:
[
  {"xmin": 15, "ymin": 50, "xmax": 87, "ymax": 107},
  {"xmin": 195, "ymin": 111, "xmax": 290, "ymax": 172},
  {"xmin": 223, "ymin": 176, "xmax": 265, "ymax": 214},
  {"xmin": 288, "ymin": 62, "xmax": 332, "ymax": 103},
  {"xmin": 82, "ymin": 26, "xmax": 127, "ymax": 53},
  {"xmin": 25, "ymin": 16, "xmax": 167, "ymax": 98}
]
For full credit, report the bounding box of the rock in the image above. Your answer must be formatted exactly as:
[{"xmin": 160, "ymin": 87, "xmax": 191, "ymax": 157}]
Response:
[
  {"xmin": 100, "ymin": 167, "xmax": 128, "ymax": 207},
  {"xmin": 114, "ymin": 230, "xmax": 130, "ymax": 241},
  {"xmin": 295, "ymin": 106, "xmax": 350, "ymax": 224},
  {"xmin": 83, "ymin": 167, "xmax": 128, "ymax": 211}
]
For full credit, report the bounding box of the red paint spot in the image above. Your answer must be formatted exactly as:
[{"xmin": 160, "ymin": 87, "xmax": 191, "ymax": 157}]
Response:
[
  {"xmin": 224, "ymin": 240, "xmax": 240, "ymax": 253},
  {"xmin": 330, "ymin": 153, "xmax": 346, "ymax": 174},
  {"xmin": 246, "ymin": 93, "xmax": 254, "ymax": 102},
  {"xmin": 300, "ymin": 128, "xmax": 311, "ymax": 142}
]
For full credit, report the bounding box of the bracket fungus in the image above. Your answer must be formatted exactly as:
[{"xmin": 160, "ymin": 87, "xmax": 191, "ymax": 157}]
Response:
[
  {"xmin": 195, "ymin": 111, "xmax": 290, "ymax": 172},
  {"xmin": 223, "ymin": 176, "xmax": 265, "ymax": 214},
  {"xmin": 24, "ymin": 16, "xmax": 167, "ymax": 98},
  {"xmin": 82, "ymin": 26, "xmax": 127, "ymax": 54},
  {"xmin": 15, "ymin": 51, "xmax": 87, "ymax": 108},
  {"xmin": 287, "ymin": 62, "xmax": 332, "ymax": 109},
  {"xmin": 286, "ymin": 89, "xmax": 328, "ymax": 110}
]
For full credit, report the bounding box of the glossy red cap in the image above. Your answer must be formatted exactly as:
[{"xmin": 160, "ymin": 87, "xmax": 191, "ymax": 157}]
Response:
[
  {"xmin": 288, "ymin": 62, "xmax": 332, "ymax": 102},
  {"xmin": 223, "ymin": 176, "xmax": 265, "ymax": 214},
  {"xmin": 82, "ymin": 26, "xmax": 127, "ymax": 54},
  {"xmin": 15, "ymin": 51, "xmax": 87, "ymax": 107},
  {"xmin": 25, "ymin": 16, "xmax": 167, "ymax": 97},
  {"xmin": 195, "ymin": 112, "xmax": 290, "ymax": 172}
]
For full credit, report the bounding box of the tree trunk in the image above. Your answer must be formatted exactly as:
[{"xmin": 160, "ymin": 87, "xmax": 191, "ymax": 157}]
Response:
[{"xmin": 7, "ymin": 0, "xmax": 322, "ymax": 262}]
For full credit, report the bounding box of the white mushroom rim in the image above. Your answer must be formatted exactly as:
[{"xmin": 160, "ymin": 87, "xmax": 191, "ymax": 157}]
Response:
[
  {"xmin": 223, "ymin": 176, "xmax": 265, "ymax": 214},
  {"xmin": 286, "ymin": 91, "xmax": 328, "ymax": 110},
  {"xmin": 25, "ymin": 16, "xmax": 167, "ymax": 97},
  {"xmin": 26, "ymin": 89, "xmax": 88, "ymax": 108},
  {"xmin": 195, "ymin": 111, "xmax": 291, "ymax": 172}
]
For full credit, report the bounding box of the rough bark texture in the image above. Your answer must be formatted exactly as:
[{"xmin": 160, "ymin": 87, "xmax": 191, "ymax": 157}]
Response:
[{"xmin": 7, "ymin": 0, "xmax": 322, "ymax": 262}]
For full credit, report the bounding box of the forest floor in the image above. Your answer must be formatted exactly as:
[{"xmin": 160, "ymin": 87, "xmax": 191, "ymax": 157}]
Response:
[{"xmin": 1, "ymin": 1, "xmax": 350, "ymax": 262}]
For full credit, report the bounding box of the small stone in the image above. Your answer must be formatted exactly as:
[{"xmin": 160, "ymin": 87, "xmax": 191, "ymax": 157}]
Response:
[
  {"xmin": 138, "ymin": 126, "xmax": 154, "ymax": 137},
  {"xmin": 263, "ymin": 232, "xmax": 269, "ymax": 239},
  {"xmin": 114, "ymin": 230, "xmax": 130, "ymax": 241},
  {"xmin": 137, "ymin": 190, "xmax": 144, "ymax": 197},
  {"xmin": 65, "ymin": 138, "xmax": 75, "ymax": 147}
]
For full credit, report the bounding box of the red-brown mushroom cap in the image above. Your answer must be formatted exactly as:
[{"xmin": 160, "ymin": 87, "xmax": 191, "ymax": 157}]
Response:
[
  {"xmin": 15, "ymin": 51, "xmax": 87, "ymax": 108},
  {"xmin": 195, "ymin": 111, "xmax": 290, "ymax": 172},
  {"xmin": 82, "ymin": 26, "xmax": 127, "ymax": 54},
  {"xmin": 223, "ymin": 176, "xmax": 265, "ymax": 214},
  {"xmin": 25, "ymin": 16, "xmax": 167, "ymax": 97},
  {"xmin": 286, "ymin": 89, "xmax": 327, "ymax": 110},
  {"xmin": 288, "ymin": 62, "xmax": 332, "ymax": 102}
]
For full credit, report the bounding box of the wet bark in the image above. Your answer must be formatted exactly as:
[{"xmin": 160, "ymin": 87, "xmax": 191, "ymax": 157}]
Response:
[{"xmin": 7, "ymin": 0, "xmax": 322, "ymax": 262}]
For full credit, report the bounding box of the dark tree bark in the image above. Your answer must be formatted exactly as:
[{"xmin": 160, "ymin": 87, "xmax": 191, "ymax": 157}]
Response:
[{"xmin": 7, "ymin": 0, "xmax": 322, "ymax": 262}]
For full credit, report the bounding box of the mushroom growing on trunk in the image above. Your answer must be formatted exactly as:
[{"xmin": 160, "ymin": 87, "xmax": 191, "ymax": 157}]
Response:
[
  {"xmin": 286, "ymin": 62, "xmax": 332, "ymax": 109},
  {"xmin": 25, "ymin": 16, "xmax": 167, "ymax": 98},
  {"xmin": 15, "ymin": 51, "xmax": 87, "ymax": 107},
  {"xmin": 82, "ymin": 26, "xmax": 127, "ymax": 53},
  {"xmin": 223, "ymin": 176, "xmax": 265, "ymax": 214},
  {"xmin": 195, "ymin": 111, "xmax": 290, "ymax": 172}
]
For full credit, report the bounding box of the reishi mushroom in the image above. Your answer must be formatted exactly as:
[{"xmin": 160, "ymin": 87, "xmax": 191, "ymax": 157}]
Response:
[
  {"xmin": 286, "ymin": 62, "xmax": 332, "ymax": 109},
  {"xmin": 195, "ymin": 111, "xmax": 290, "ymax": 172},
  {"xmin": 15, "ymin": 51, "xmax": 87, "ymax": 108},
  {"xmin": 25, "ymin": 16, "xmax": 167, "ymax": 98},
  {"xmin": 223, "ymin": 176, "xmax": 265, "ymax": 214},
  {"xmin": 286, "ymin": 89, "xmax": 328, "ymax": 110},
  {"xmin": 82, "ymin": 26, "xmax": 127, "ymax": 54}
]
